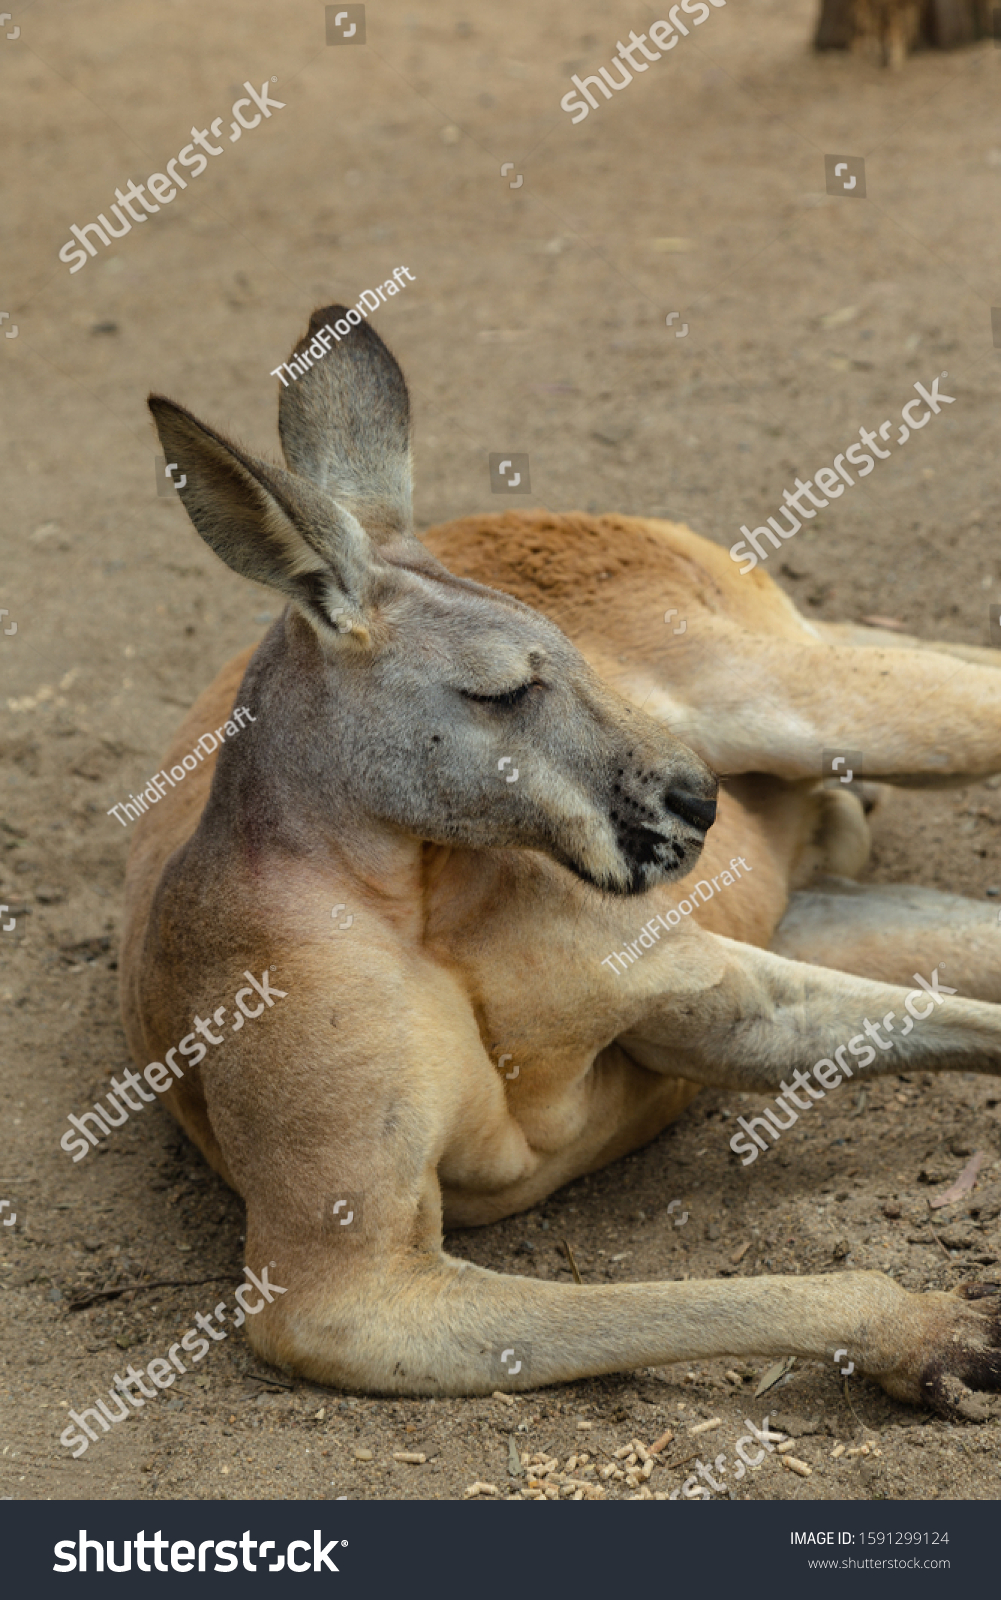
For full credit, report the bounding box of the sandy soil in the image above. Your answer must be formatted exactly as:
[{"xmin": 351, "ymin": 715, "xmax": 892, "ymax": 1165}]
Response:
[{"xmin": 2, "ymin": 0, "xmax": 1001, "ymax": 1504}]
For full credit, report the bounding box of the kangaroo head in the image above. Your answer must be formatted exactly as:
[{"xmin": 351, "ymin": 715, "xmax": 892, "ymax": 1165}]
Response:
[{"xmin": 148, "ymin": 307, "xmax": 717, "ymax": 894}]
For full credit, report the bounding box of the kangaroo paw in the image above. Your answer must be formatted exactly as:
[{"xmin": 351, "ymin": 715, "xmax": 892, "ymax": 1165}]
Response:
[{"xmin": 875, "ymin": 1282, "xmax": 1001, "ymax": 1418}]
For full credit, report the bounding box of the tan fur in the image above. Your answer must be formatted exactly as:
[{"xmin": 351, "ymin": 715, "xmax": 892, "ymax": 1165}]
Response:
[
  {"xmin": 123, "ymin": 310, "xmax": 1001, "ymax": 1409},
  {"xmin": 851, "ymin": 0, "xmax": 922, "ymax": 66}
]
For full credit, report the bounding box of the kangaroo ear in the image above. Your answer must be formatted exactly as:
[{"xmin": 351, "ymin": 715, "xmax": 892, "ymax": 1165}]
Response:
[
  {"xmin": 276, "ymin": 305, "xmax": 413, "ymax": 542},
  {"xmin": 148, "ymin": 394, "xmax": 378, "ymax": 637}
]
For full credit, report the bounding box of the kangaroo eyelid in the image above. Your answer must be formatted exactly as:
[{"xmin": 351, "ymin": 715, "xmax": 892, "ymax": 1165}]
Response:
[{"xmin": 461, "ymin": 682, "xmax": 533, "ymax": 708}]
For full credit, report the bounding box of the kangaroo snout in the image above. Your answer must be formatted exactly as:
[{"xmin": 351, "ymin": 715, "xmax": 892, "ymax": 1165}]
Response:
[
  {"xmin": 600, "ymin": 735, "xmax": 718, "ymax": 894},
  {"xmin": 665, "ymin": 785, "xmax": 718, "ymax": 834}
]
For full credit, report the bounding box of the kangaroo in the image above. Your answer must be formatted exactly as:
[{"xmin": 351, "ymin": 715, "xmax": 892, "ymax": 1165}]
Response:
[
  {"xmin": 126, "ymin": 304, "xmax": 1001, "ymax": 1412},
  {"xmin": 851, "ymin": 0, "xmax": 922, "ymax": 67}
]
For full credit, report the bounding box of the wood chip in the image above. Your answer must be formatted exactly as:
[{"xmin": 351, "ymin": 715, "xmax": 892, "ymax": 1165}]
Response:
[
  {"xmin": 465, "ymin": 1480, "xmax": 499, "ymax": 1498},
  {"xmin": 614, "ymin": 1444, "xmax": 633, "ymax": 1460},
  {"xmin": 860, "ymin": 614, "xmax": 908, "ymax": 631},
  {"xmin": 491, "ymin": 1390, "xmax": 515, "ymax": 1404},
  {"xmin": 648, "ymin": 1428, "xmax": 674, "ymax": 1454},
  {"xmin": 631, "ymin": 1438, "xmax": 652, "ymax": 1462},
  {"xmin": 725, "ymin": 1370, "xmax": 743, "ymax": 1385},
  {"xmin": 688, "ymin": 1417, "xmax": 721, "ymax": 1436},
  {"xmin": 929, "ymin": 1150, "xmax": 986, "ymax": 1209},
  {"xmin": 831, "ymin": 1444, "xmax": 845, "ymax": 1459},
  {"xmin": 783, "ymin": 1456, "xmax": 812, "ymax": 1477},
  {"xmin": 393, "ymin": 1451, "xmax": 426, "ymax": 1464},
  {"xmin": 731, "ymin": 1242, "xmax": 752, "ymax": 1264},
  {"xmin": 777, "ymin": 1439, "xmax": 797, "ymax": 1453},
  {"xmin": 353, "ymin": 1447, "xmax": 373, "ymax": 1460}
]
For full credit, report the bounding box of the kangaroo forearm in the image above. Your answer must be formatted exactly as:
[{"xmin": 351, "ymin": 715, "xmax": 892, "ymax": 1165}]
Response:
[{"xmin": 622, "ymin": 941, "xmax": 1001, "ymax": 1091}]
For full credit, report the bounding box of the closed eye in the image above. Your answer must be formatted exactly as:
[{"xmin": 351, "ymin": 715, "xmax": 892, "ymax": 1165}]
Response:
[{"xmin": 461, "ymin": 681, "xmax": 533, "ymax": 709}]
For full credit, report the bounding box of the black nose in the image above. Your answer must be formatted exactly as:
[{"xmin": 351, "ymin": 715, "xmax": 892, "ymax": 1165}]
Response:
[{"xmin": 665, "ymin": 789, "xmax": 717, "ymax": 833}]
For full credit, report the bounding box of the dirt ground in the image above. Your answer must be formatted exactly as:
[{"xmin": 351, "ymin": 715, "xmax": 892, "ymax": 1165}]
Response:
[{"xmin": 3, "ymin": 0, "xmax": 1001, "ymax": 1505}]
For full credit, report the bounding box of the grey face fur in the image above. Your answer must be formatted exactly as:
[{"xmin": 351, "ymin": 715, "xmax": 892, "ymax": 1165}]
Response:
[{"xmin": 148, "ymin": 305, "xmax": 717, "ymax": 894}]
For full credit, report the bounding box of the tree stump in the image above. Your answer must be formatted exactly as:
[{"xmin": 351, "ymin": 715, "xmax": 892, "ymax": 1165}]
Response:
[{"xmin": 815, "ymin": 0, "xmax": 995, "ymax": 62}]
